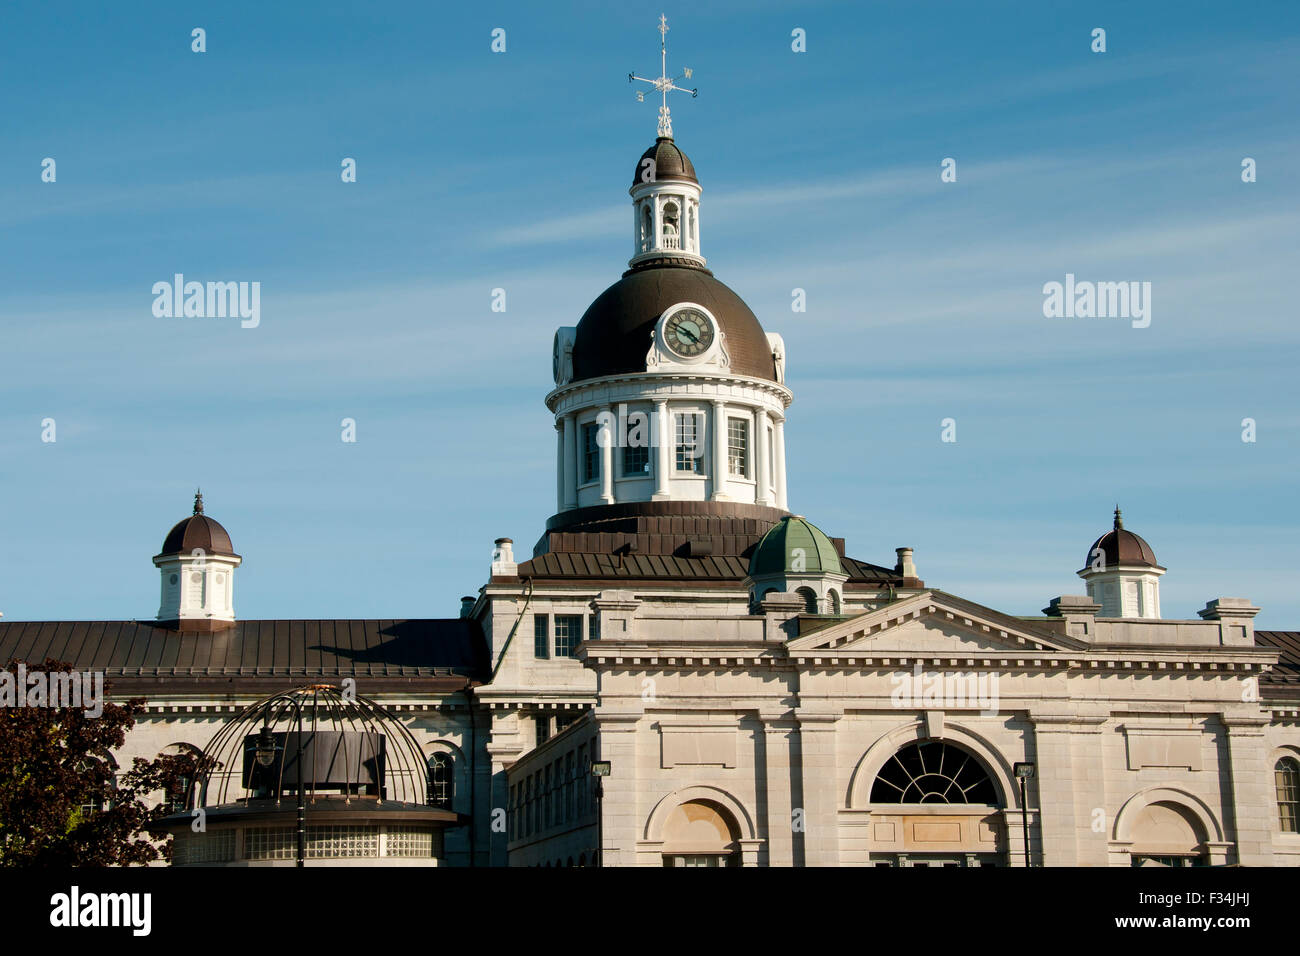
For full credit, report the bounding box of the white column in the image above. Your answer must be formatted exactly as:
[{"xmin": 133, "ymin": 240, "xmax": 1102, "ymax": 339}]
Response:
[
  {"xmin": 600, "ymin": 404, "xmax": 615, "ymax": 504},
  {"xmin": 653, "ymin": 196, "xmax": 662, "ymax": 253},
  {"xmin": 562, "ymin": 414, "xmax": 577, "ymax": 510},
  {"xmin": 555, "ymin": 422, "xmax": 565, "ymax": 512},
  {"xmin": 653, "ymin": 400, "xmax": 671, "ymax": 500},
  {"xmin": 774, "ymin": 417, "xmax": 788, "ymax": 510},
  {"xmin": 754, "ymin": 408, "xmax": 771, "ymax": 506},
  {"xmin": 711, "ymin": 400, "xmax": 728, "ymax": 501}
]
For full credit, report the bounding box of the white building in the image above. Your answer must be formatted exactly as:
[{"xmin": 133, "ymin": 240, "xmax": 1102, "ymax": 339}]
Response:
[{"xmin": 3, "ymin": 129, "xmax": 1298, "ymax": 868}]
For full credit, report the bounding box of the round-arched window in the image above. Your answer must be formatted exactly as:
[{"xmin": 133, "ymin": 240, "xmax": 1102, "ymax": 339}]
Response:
[
  {"xmin": 427, "ymin": 752, "xmax": 455, "ymax": 809},
  {"xmin": 796, "ymin": 587, "xmax": 818, "ymax": 614},
  {"xmin": 1276, "ymin": 756, "xmax": 1300, "ymax": 833},
  {"xmin": 870, "ymin": 741, "xmax": 998, "ymax": 805}
]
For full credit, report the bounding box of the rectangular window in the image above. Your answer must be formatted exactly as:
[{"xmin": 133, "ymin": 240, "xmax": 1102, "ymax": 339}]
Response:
[
  {"xmin": 533, "ymin": 614, "xmax": 549, "ymax": 659},
  {"xmin": 622, "ymin": 444, "xmax": 650, "ymax": 477},
  {"xmin": 675, "ymin": 412, "xmax": 705, "ymax": 474},
  {"xmin": 588, "ymin": 613, "xmax": 600, "ymax": 641},
  {"xmin": 554, "ymin": 615, "xmax": 583, "ymax": 657},
  {"xmin": 537, "ymin": 715, "xmax": 550, "ymax": 746},
  {"xmin": 582, "ymin": 423, "xmax": 600, "ymax": 484},
  {"xmin": 727, "ymin": 418, "xmax": 749, "ymax": 477}
]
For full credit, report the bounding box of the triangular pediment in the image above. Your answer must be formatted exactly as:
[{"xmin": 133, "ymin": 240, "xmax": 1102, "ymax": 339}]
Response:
[{"xmin": 786, "ymin": 590, "xmax": 1086, "ymax": 657}]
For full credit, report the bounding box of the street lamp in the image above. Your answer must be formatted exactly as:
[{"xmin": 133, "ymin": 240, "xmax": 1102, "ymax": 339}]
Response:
[
  {"xmin": 1014, "ymin": 761, "xmax": 1035, "ymax": 868},
  {"xmin": 254, "ymin": 726, "xmax": 277, "ymax": 767},
  {"xmin": 590, "ymin": 760, "xmax": 611, "ymax": 867},
  {"xmin": 254, "ymin": 701, "xmax": 309, "ymax": 867}
]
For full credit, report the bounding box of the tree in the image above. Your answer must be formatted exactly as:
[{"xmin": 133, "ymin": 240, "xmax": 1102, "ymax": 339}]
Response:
[{"xmin": 0, "ymin": 658, "xmax": 200, "ymax": 866}]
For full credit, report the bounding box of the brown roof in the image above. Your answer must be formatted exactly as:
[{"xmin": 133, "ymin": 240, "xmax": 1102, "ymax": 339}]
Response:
[
  {"xmin": 520, "ymin": 508, "xmax": 899, "ymax": 585},
  {"xmin": 1257, "ymin": 630, "xmax": 1300, "ymax": 685},
  {"xmin": 632, "ymin": 136, "xmax": 697, "ymax": 187},
  {"xmin": 0, "ymin": 619, "xmax": 488, "ymax": 696},
  {"xmin": 1083, "ymin": 510, "xmax": 1159, "ymax": 570},
  {"xmin": 160, "ymin": 514, "xmax": 237, "ymax": 558},
  {"xmin": 572, "ymin": 264, "xmax": 776, "ymax": 384}
]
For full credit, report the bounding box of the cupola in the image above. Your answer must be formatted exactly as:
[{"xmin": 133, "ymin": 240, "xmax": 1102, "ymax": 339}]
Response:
[
  {"xmin": 1077, "ymin": 507, "xmax": 1165, "ymax": 618},
  {"xmin": 746, "ymin": 515, "xmax": 847, "ymax": 614},
  {"xmin": 153, "ymin": 490, "xmax": 242, "ymax": 631}
]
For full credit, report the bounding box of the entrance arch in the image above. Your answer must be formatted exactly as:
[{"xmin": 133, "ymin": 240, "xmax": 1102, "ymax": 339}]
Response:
[
  {"xmin": 852, "ymin": 730, "xmax": 1010, "ymax": 867},
  {"xmin": 1113, "ymin": 787, "xmax": 1223, "ymax": 866},
  {"xmin": 641, "ymin": 785, "xmax": 758, "ymax": 867}
]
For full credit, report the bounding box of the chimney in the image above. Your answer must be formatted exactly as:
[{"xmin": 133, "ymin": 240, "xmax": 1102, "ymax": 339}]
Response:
[
  {"xmin": 491, "ymin": 537, "xmax": 517, "ymax": 576},
  {"xmin": 895, "ymin": 547, "xmax": 917, "ymax": 579},
  {"xmin": 459, "ymin": 596, "xmax": 476, "ymax": 618}
]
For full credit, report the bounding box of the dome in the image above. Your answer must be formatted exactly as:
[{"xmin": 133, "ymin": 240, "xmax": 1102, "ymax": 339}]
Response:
[
  {"xmin": 572, "ymin": 265, "xmax": 776, "ymax": 383},
  {"xmin": 1084, "ymin": 508, "xmax": 1158, "ymax": 570},
  {"xmin": 632, "ymin": 137, "xmax": 697, "ymax": 187},
  {"xmin": 749, "ymin": 515, "xmax": 843, "ymax": 577},
  {"xmin": 159, "ymin": 491, "xmax": 237, "ymax": 557}
]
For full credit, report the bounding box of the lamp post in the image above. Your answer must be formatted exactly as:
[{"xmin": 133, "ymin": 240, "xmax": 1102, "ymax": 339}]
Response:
[
  {"xmin": 590, "ymin": 760, "xmax": 611, "ymax": 867},
  {"xmin": 1014, "ymin": 761, "xmax": 1035, "ymax": 868},
  {"xmin": 253, "ymin": 700, "xmax": 308, "ymax": 867}
]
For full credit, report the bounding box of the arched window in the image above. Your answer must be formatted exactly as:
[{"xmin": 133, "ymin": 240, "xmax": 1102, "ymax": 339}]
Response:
[
  {"xmin": 870, "ymin": 741, "xmax": 998, "ymax": 805},
  {"xmin": 428, "ymin": 752, "xmax": 455, "ymax": 809},
  {"xmin": 687, "ymin": 204, "xmax": 696, "ymax": 251},
  {"xmin": 828, "ymin": 589, "xmax": 842, "ymax": 614},
  {"xmin": 1277, "ymin": 757, "xmax": 1300, "ymax": 833},
  {"xmin": 796, "ymin": 587, "xmax": 818, "ymax": 614},
  {"xmin": 578, "ymin": 852, "xmax": 587, "ymax": 867},
  {"xmin": 662, "ymin": 201, "xmax": 680, "ymax": 249},
  {"xmin": 76, "ymin": 753, "xmax": 118, "ymax": 820},
  {"xmin": 160, "ymin": 743, "xmax": 202, "ymax": 814}
]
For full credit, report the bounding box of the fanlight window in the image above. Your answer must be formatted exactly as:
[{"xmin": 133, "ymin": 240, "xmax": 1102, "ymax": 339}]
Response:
[{"xmin": 870, "ymin": 741, "xmax": 998, "ymax": 805}]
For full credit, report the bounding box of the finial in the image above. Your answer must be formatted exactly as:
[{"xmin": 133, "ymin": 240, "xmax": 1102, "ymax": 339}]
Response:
[
  {"xmin": 194, "ymin": 488, "xmax": 204, "ymax": 515},
  {"xmin": 629, "ymin": 14, "xmax": 698, "ymax": 138},
  {"xmin": 1113, "ymin": 505, "xmax": 1122, "ymax": 530}
]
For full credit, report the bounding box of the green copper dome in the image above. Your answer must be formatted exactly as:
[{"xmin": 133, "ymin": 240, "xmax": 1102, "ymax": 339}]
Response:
[{"xmin": 748, "ymin": 516, "xmax": 844, "ymax": 577}]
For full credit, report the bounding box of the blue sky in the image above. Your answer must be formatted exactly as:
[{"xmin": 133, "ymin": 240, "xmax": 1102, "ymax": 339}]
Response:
[{"xmin": 1, "ymin": 1, "xmax": 1297, "ymax": 626}]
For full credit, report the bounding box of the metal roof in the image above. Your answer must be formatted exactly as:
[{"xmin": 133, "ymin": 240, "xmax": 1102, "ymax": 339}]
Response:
[{"xmin": 0, "ymin": 619, "xmax": 488, "ymax": 687}]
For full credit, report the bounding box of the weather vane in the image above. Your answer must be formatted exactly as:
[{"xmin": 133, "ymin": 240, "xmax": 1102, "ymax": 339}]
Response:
[{"xmin": 629, "ymin": 14, "xmax": 697, "ymax": 138}]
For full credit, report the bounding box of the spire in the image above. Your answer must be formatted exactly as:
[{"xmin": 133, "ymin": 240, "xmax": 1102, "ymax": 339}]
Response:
[
  {"xmin": 194, "ymin": 488, "xmax": 204, "ymax": 515},
  {"xmin": 1113, "ymin": 505, "xmax": 1122, "ymax": 530}
]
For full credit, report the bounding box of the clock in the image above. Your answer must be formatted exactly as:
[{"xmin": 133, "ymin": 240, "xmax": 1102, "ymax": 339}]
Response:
[{"xmin": 663, "ymin": 307, "xmax": 715, "ymax": 358}]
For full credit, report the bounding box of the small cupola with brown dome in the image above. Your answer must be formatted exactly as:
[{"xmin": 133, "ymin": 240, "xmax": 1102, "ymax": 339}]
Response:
[
  {"xmin": 1077, "ymin": 507, "xmax": 1165, "ymax": 618},
  {"xmin": 152, "ymin": 490, "xmax": 242, "ymax": 631}
]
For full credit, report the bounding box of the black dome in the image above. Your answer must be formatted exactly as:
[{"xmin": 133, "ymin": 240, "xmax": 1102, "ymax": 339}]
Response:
[
  {"xmin": 632, "ymin": 137, "xmax": 698, "ymax": 187},
  {"xmin": 572, "ymin": 264, "xmax": 776, "ymax": 384}
]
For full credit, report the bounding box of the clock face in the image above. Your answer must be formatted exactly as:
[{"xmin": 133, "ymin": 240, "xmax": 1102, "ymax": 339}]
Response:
[{"xmin": 664, "ymin": 307, "xmax": 714, "ymax": 358}]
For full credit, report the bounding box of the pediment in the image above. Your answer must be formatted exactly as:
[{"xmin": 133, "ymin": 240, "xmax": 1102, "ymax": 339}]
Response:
[{"xmin": 786, "ymin": 590, "xmax": 1085, "ymax": 657}]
